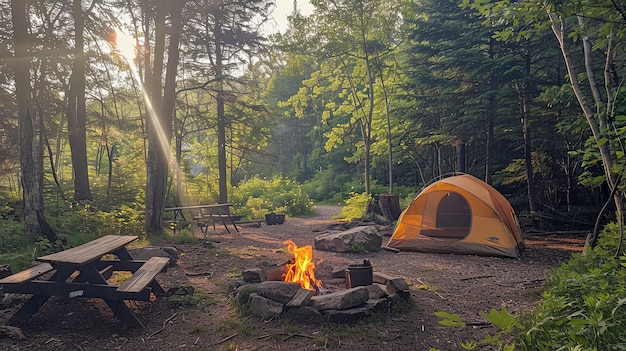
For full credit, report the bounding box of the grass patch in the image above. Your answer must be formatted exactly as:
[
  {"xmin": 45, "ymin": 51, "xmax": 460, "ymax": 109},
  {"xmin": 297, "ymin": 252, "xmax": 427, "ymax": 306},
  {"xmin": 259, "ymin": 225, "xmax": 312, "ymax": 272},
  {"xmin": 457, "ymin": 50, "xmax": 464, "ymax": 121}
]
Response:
[
  {"xmin": 321, "ymin": 322, "xmax": 375, "ymax": 348},
  {"xmin": 216, "ymin": 317, "xmax": 258, "ymax": 338},
  {"xmin": 414, "ymin": 281, "xmax": 438, "ymax": 292},
  {"xmin": 189, "ymin": 324, "xmax": 206, "ymax": 334},
  {"xmin": 167, "ymin": 233, "xmax": 200, "ymax": 244},
  {"xmin": 166, "ymin": 285, "xmax": 217, "ymax": 309},
  {"xmin": 278, "ymin": 319, "xmax": 301, "ymax": 335}
]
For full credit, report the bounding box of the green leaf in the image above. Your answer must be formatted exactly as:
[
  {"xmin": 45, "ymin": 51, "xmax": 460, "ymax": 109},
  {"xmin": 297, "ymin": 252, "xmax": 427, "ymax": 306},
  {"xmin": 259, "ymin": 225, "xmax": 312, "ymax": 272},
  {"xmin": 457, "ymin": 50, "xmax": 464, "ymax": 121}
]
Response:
[
  {"xmin": 611, "ymin": 297, "xmax": 626, "ymax": 317},
  {"xmin": 435, "ymin": 311, "xmax": 466, "ymax": 327},
  {"xmin": 480, "ymin": 307, "xmax": 516, "ymax": 330}
]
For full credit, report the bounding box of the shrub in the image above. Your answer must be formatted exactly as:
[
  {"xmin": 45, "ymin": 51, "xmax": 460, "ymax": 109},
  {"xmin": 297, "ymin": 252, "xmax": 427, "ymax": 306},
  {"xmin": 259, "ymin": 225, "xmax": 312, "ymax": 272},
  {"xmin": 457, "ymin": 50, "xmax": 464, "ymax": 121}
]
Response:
[
  {"xmin": 50, "ymin": 202, "xmax": 145, "ymax": 242},
  {"xmin": 301, "ymin": 167, "xmax": 356, "ymax": 203},
  {"xmin": 230, "ymin": 176, "xmax": 314, "ymax": 219},
  {"xmin": 0, "ymin": 202, "xmax": 146, "ymax": 273},
  {"xmin": 513, "ymin": 224, "xmax": 626, "ymax": 350},
  {"xmin": 335, "ymin": 192, "xmax": 371, "ymax": 221}
]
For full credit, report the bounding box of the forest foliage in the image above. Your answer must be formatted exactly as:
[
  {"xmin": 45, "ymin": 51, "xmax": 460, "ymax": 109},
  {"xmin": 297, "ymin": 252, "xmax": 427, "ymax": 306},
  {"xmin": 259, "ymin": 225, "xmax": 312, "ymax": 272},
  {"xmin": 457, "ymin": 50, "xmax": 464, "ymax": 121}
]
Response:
[
  {"xmin": 0, "ymin": 0, "xmax": 624, "ymax": 238},
  {"xmin": 1, "ymin": 0, "xmax": 625, "ymax": 229},
  {"xmin": 1, "ymin": 0, "xmax": 626, "ymax": 348},
  {"xmin": 0, "ymin": 0, "xmax": 624, "ymax": 260}
]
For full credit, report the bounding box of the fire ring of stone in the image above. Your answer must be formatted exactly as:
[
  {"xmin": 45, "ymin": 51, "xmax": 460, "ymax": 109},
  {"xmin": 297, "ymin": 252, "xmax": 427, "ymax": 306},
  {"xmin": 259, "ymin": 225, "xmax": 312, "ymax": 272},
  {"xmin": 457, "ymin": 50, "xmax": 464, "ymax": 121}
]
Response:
[{"xmin": 236, "ymin": 267, "xmax": 411, "ymax": 323}]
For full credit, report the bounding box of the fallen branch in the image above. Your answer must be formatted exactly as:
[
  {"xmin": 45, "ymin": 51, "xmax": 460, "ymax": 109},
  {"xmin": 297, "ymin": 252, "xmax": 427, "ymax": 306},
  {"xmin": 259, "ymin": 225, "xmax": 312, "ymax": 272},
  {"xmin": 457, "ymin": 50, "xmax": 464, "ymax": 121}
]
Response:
[
  {"xmin": 147, "ymin": 312, "xmax": 178, "ymax": 338},
  {"xmin": 212, "ymin": 333, "xmax": 238, "ymax": 345},
  {"xmin": 497, "ymin": 278, "xmax": 545, "ymax": 288},
  {"xmin": 184, "ymin": 270, "xmax": 214, "ymax": 277},
  {"xmin": 282, "ymin": 333, "xmax": 315, "ymax": 341},
  {"xmin": 282, "ymin": 333, "xmax": 298, "ymax": 341},
  {"xmin": 460, "ymin": 275, "xmax": 494, "ymax": 281}
]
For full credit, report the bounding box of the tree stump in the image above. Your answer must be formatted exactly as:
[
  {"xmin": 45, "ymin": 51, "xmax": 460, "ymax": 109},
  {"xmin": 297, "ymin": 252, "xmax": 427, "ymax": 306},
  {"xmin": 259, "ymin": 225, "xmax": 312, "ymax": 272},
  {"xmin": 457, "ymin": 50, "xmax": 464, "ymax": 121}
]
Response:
[
  {"xmin": 378, "ymin": 194, "xmax": 402, "ymax": 221},
  {"xmin": 363, "ymin": 194, "xmax": 402, "ymax": 223}
]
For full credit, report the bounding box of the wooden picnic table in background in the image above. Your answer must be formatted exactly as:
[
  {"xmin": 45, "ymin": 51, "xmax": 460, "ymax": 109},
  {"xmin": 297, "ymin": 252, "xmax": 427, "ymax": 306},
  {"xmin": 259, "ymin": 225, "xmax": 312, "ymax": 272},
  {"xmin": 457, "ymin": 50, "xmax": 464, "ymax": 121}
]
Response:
[
  {"xmin": 0, "ymin": 235, "xmax": 169, "ymax": 328},
  {"xmin": 164, "ymin": 203, "xmax": 241, "ymax": 234}
]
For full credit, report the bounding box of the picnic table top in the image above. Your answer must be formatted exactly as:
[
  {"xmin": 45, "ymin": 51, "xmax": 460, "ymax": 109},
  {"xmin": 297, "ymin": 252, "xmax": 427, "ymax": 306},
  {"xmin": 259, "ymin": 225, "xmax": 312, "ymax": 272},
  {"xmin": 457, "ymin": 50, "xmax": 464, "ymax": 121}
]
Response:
[
  {"xmin": 37, "ymin": 235, "xmax": 138, "ymax": 266},
  {"xmin": 164, "ymin": 203, "xmax": 233, "ymax": 211}
]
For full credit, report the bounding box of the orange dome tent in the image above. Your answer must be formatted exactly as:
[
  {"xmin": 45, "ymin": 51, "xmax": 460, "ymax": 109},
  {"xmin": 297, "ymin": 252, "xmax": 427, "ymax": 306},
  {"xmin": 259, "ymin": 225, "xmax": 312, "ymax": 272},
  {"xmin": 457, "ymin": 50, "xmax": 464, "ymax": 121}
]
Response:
[{"xmin": 387, "ymin": 174, "xmax": 524, "ymax": 258}]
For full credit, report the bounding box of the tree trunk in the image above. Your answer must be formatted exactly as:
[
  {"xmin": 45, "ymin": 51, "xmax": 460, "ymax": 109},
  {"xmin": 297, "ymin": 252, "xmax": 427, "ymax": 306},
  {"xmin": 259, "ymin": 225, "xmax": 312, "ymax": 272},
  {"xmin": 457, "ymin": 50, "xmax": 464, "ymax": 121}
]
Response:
[
  {"xmin": 382, "ymin": 75, "xmax": 394, "ymax": 194},
  {"xmin": 12, "ymin": 0, "xmax": 57, "ymax": 242},
  {"xmin": 68, "ymin": 0, "xmax": 92, "ymax": 202},
  {"xmin": 144, "ymin": 1, "xmax": 167, "ymax": 235},
  {"xmin": 485, "ymin": 106, "xmax": 494, "ymax": 185},
  {"xmin": 363, "ymin": 29, "xmax": 375, "ymax": 197},
  {"xmin": 484, "ymin": 39, "xmax": 496, "ymax": 185},
  {"xmin": 456, "ymin": 142, "xmax": 466, "ymax": 173},
  {"xmin": 215, "ymin": 4, "xmax": 228, "ymax": 204},
  {"xmin": 144, "ymin": 1, "xmax": 184, "ymax": 235},
  {"xmin": 107, "ymin": 144, "xmax": 116, "ymax": 203},
  {"xmin": 517, "ymin": 81, "xmax": 536, "ymax": 212}
]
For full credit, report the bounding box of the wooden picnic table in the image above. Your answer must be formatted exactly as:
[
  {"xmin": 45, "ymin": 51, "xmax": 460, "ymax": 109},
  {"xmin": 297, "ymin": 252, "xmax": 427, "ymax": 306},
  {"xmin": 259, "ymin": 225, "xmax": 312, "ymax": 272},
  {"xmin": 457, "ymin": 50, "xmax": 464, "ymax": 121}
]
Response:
[
  {"xmin": 0, "ymin": 235, "xmax": 169, "ymax": 328},
  {"xmin": 164, "ymin": 203, "xmax": 240, "ymax": 234}
]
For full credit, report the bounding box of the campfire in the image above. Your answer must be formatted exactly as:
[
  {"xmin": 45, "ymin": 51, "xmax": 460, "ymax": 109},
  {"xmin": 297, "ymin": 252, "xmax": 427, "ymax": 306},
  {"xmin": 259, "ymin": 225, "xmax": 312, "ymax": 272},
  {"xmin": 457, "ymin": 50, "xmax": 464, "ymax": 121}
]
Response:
[
  {"xmin": 237, "ymin": 241, "xmax": 411, "ymax": 323},
  {"xmin": 282, "ymin": 240, "xmax": 322, "ymax": 291}
]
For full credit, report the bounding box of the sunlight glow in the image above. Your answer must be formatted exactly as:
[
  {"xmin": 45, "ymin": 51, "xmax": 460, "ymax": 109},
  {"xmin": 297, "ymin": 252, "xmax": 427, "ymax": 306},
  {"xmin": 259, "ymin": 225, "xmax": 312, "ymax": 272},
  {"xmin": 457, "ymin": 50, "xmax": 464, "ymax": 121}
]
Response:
[
  {"xmin": 109, "ymin": 27, "xmax": 190, "ymax": 206},
  {"xmin": 113, "ymin": 28, "xmax": 137, "ymax": 64}
]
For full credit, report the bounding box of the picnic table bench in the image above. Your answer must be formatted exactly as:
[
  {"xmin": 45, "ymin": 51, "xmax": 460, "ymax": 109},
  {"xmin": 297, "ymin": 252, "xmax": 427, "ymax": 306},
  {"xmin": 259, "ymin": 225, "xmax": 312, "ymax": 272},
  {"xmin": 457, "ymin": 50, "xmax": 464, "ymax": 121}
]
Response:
[
  {"xmin": 234, "ymin": 219, "xmax": 265, "ymax": 228},
  {"xmin": 164, "ymin": 203, "xmax": 241, "ymax": 235},
  {"xmin": 0, "ymin": 235, "xmax": 169, "ymax": 328}
]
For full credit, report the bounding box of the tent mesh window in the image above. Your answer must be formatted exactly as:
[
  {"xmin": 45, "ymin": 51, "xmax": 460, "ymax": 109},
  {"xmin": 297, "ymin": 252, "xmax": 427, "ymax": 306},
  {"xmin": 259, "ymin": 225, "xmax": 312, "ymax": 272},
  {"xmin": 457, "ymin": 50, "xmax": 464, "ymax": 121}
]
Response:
[{"xmin": 434, "ymin": 192, "xmax": 471, "ymax": 239}]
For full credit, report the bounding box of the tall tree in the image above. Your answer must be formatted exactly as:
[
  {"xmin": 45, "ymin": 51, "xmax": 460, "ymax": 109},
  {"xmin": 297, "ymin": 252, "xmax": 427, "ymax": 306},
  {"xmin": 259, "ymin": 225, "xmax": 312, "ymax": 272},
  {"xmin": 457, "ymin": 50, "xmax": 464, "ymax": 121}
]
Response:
[
  {"xmin": 286, "ymin": 0, "xmax": 404, "ymax": 196},
  {"xmin": 143, "ymin": 0, "xmax": 186, "ymax": 235},
  {"xmin": 402, "ymin": 0, "xmax": 522, "ymax": 183},
  {"xmin": 187, "ymin": 0, "xmax": 271, "ymax": 203},
  {"xmin": 67, "ymin": 0, "xmax": 92, "ymax": 202},
  {"xmin": 11, "ymin": 0, "xmax": 58, "ymax": 242}
]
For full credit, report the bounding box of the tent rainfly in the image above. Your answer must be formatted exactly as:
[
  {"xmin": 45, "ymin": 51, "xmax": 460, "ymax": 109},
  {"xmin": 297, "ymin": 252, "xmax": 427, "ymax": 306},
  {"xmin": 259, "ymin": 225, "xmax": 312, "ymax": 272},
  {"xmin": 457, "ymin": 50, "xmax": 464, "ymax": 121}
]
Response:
[{"xmin": 387, "ymin": 174, "xmax": 524, "ymax": 259}]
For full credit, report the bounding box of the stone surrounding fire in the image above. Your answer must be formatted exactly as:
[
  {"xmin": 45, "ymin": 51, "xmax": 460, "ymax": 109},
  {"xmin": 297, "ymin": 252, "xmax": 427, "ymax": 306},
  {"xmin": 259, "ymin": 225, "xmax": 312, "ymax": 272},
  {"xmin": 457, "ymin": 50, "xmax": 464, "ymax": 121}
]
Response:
[
  {"xmin": 234, "ymin": 266, "xmax": 410, "ymax": 323},
  {"xmin": 314, "ymin": 225, "xmax": 383, "ymax": 253}
]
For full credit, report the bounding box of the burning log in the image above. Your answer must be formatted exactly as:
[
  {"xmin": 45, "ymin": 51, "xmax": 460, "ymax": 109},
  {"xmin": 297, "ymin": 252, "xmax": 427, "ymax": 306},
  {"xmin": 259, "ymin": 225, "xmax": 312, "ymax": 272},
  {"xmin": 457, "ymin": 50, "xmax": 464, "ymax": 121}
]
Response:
[{"xmin": 282, "ymin": 240, "xmax": 321, "ymax": 291}]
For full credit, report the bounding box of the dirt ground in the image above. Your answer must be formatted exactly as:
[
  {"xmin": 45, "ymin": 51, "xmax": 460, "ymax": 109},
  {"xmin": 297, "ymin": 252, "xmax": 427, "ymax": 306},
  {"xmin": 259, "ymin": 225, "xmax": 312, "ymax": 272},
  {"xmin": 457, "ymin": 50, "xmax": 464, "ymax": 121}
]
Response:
[{"xmin": 0, "ymin": 205, "xmax": 585, "ymax": 351}]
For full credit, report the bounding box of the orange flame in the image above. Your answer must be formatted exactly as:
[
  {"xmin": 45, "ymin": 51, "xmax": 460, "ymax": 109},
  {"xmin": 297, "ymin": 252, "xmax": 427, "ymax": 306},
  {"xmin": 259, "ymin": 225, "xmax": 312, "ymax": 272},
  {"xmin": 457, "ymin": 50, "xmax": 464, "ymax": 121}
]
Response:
[{"xmin": 282, "ymin": 240, "xmax": 322, "ymax": 291}]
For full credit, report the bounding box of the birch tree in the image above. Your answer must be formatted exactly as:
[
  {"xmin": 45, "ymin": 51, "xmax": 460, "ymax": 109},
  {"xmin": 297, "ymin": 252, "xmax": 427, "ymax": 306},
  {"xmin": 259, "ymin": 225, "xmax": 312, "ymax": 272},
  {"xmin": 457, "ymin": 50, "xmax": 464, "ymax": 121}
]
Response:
[{"xmin": 469, "ymin": 0, "xmax": 626, "ymax": 246}]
